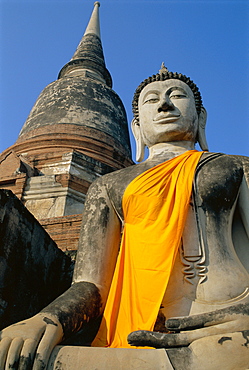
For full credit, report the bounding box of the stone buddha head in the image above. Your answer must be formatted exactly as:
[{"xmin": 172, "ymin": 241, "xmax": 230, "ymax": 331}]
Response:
[{"xmin": 132, "ymin": 64, "xmax": 208, "ymax": 161}]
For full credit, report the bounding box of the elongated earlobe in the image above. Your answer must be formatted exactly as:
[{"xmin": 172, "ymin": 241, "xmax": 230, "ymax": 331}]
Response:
[
  {"xmin": 131, "ymin": 118, "xmax": 145, "ymax": 162},
  {"xmin": 197, "ymin": 107, "xmax": 209, "ymax": 151}
]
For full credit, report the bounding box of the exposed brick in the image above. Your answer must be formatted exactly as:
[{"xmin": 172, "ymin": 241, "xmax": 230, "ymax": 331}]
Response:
[{"xmin": 40, "ymin": 214, "xmax": 82, "ymax": 252}]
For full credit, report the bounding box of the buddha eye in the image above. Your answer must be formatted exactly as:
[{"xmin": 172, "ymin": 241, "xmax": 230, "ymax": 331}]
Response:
[
  {"xmin": 169, "ymin": 92, "xmax": 187, "ymax": 99},
  {"xmin": 143, "ymin": 94, "xmax": 159, "ymax": 104},
  {"xmin": 145, "ymin": 98, "xmax": 159, "ymax": 103},
  {"xmin": 170, "ymin": 95, "xmax": 185, "ymax": 99}
]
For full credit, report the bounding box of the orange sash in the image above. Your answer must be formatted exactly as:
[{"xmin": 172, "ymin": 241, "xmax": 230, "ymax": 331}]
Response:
[{"xmin": 92, "ymin": 150, "xmax": 203, "ymax": 348}]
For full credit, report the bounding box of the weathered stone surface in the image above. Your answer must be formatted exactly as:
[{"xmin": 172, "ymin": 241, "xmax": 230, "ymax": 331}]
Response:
[
  {"xmin": 0, "ymin": 189, "xmax": 73, "ymax": 329},
  {"xmin": 21, "ymin": 150, "xmax": 116, "ymax": 220},
  {"xmin": 41, "ymin": 281, "xmax": 102, "ymax": 344},
  {"xmin": 16, "ymin": 1, "xmax": 131, "ymax": 168},
  {"xmin": 17, "ymin": 77, "xmax": 131, "ymax": 164},
  {"xmin": 58, "ymin": 2, "xmax": 112, "ymax": 87},
  {"xmin": 166, "ymin": 331, "xmax": 249, "ymax": 370},
  {"xmin": 48, "ymin": 346, "xmax": 174, "ymax": 369},
  {"xmin": 23, "ymin": 174, "xmax": 87, "ymax": 218}
]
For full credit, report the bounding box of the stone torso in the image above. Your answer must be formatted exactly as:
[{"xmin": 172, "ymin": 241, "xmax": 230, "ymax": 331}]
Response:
[
  {"xmin": 160, "ymin": 154, "xmax": 249, "ymax": 322},
  {"xmin": 103, "ymin": 152, "xmax": 249, "ymax": 324}
]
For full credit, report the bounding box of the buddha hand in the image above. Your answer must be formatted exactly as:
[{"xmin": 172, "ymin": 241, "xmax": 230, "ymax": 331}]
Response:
[
  {"xmin": 128, "ymin": 303, "xmax": 249, "ymax": 348},
  {"xmin": 0, "ymin": 312, "xmax": 63, "ymax": 369}
]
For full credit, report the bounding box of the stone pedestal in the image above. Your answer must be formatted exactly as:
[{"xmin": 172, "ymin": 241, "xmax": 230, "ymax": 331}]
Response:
[
  {"xmin": 48, "ymin": 346, "xmax": 173, "ymax": 370},
  {"xmin": 48, "ymin": 332, "xmax": 249, "ymax": 370}
]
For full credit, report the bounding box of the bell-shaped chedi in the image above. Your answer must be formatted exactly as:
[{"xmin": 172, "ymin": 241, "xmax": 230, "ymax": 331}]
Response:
[
  {"xmin": 0, "ymin": 2, "xmax": 132, "ymax": 252},
  {"xmin": 16, "ymin": 1, "xmax": 131, "ymax": 169}
]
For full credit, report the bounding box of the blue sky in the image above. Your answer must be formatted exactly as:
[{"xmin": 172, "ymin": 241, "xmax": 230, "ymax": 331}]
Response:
[{"xmin": 0, "ymin": 0, "xmax": 248, "ymax": 161}]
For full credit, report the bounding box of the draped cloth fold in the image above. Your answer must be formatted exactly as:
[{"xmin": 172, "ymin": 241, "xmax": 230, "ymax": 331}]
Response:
[{"xmin": 92, "ymin": 150, "xmax": 203, "ymax": 348}]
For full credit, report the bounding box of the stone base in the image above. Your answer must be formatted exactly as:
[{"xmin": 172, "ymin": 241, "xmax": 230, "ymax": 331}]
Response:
[
  {"xmin": 48, "ymin": 346, "xmax": 173, "ymax": 369},
  {"xmin": 48, "ymin": 330, "xmax": 249, "ymax": 370}
]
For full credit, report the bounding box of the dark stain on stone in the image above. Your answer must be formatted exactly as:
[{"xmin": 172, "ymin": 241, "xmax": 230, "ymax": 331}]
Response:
[
  {"xmin": 34, "ymin": 355, "xmax": 46, "ymax": 370},
  {"xmin": 43, "ymin": 317, "xmax": 58, "ymax": 326},
  {"xmin": 242, "ymin": 330, "xmax": 249, "ymax": 347},
  {"xmin": 54, "ymin": 360, "xmax": 63, "ymax": 369},
  {"xmin": 153, "ymin": 310, "xmax": 168, "ymax": 333},
  {"xmin": 19, "ymin": 353, "xmax": 32, "ymax": 369},
  {"xmin": 41, "ymin": 282, "xmax": 102, "ymax": 341},
  {"xmin": 99, "ymin": 203, "xmax": 110, "ymax": 229},
  {"xmin": 167, "ymin": 347, "xmax": 193, "ymax": 370},
  {"xmin": 8, "ymin": 360, "xmax": 19, "ymax": 369},
  {"xmin": 12, "ymin": 322, "xmax": 26, "ymax": 326},
  {"xmin": 218, "ymin": 336, "xmax": 232, "ymax": 345}
]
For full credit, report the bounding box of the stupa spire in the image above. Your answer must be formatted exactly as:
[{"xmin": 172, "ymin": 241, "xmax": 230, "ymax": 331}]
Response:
[
  {"xmin": 58, "ymin": 2, "xmax": 112, "ymax": 87},
  {"xmin": 83, "ymin": 1, "xmax": 101, "ymax": 38}
]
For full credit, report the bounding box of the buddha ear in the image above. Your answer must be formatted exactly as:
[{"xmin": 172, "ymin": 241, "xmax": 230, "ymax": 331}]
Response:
[
  {"xmin": 131, "ymin": 118, "xmax": 145, "ymax": 162},
  {"xmin": 196, "ymin": 107, "xmax": 209, "ymax": 151}
]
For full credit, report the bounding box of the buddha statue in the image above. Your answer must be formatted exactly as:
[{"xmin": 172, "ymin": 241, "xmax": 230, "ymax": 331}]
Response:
[{"xmin": 0, "ymin": 65, "xmax": 248, "ymax": 369}]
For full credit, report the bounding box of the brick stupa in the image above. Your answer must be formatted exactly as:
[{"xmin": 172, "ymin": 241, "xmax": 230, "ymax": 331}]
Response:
[{"xmin": 0, "ymin": 2, "xmax": 132, "ymax": 254}]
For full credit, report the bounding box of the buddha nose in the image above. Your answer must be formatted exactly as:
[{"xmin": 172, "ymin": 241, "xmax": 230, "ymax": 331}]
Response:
[{"xmin": 158, "ymin": 96, "xmax": 174, "ymax": 112}]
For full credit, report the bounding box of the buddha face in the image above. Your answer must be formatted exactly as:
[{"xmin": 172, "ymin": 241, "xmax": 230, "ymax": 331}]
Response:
[{"xmin": 137, "ymin": 79, "xmax": 198, "ymax": 147}]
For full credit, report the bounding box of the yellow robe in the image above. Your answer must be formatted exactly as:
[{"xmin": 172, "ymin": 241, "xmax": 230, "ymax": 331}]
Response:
[{"xmin": 93, "ymin": 150, "xmax": 203, "ymax": 348}]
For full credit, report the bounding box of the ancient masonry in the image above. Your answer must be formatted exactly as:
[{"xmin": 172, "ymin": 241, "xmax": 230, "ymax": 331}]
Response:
[{"xmin": 0, "ymin": 3, "xmax": 133, "ymax": 256}]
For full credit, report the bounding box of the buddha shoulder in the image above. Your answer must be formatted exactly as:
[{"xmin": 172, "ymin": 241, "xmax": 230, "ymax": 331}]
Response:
[
  {"xmin": 87, "ymin": 162, "xmax": 151, "ymax": 195},
  {"xmin": 196, "ymin": 153, "xmax": 247, "ymax": 180}
]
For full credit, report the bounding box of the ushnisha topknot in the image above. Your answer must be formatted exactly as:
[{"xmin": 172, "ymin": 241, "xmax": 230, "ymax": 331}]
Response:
[{"xmin": 132, "ymin": 63, "xmax": 203, "ymax": 121}]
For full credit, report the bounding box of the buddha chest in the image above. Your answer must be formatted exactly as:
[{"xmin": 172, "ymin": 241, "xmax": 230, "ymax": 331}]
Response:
[{"xmin": 195, "ymin": 154, "xmax": 243, "ymax": 214}]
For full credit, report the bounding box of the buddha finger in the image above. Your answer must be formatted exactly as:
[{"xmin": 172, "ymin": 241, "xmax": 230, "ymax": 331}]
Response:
[
  {"xmin": 128, "ymin": 321, "xmax": 246, "ymax": 348},
  {"xmin": 170, "ymin": 321, "xmax": 249, "ymax": 346},
  {"xmin": 5, "ymin": 337, "xmax": 24, "ymax": 369},
  {"xmin": 168, "ymin": 320, "xmax": 249, "ymax": 347},
  {"xmin": 165, "ymin": 303, "xmax": 249, "ymax": 331},
  {"xmin": 18, "ymin": 338, "xmax": 38, "ymax": 370},
  {"xmin": 0, "ymin": 337, "xmax": 12, "ymax": 368},
  {"xmin": 33, "ymin": 323, "xmax": 63, "ymax": 370},
  {"xmin": 128, "ymin": 330, "xmax": 191, "ymax": 348}
]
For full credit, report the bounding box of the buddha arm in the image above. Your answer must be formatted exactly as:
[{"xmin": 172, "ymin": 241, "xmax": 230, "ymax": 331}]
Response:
[
  {"xmin": 0, "ymin": 177, "xmax": 122, "ymax": 368},
  {"xmin": 238, "ymin": 157, "xmax": 249, "ymax": 239},
  {"xmin": 40, "ymin": 176, "xmax": 122, "ymax": 338}
]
